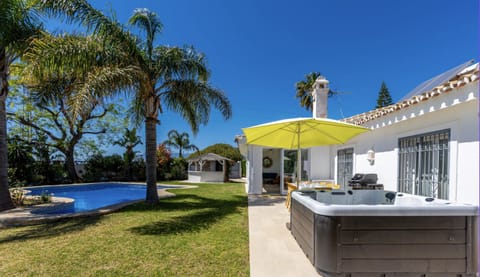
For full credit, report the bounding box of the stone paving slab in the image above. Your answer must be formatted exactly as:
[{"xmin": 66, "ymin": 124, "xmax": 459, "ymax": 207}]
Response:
[{"xmin": 248, "ymin": 195, "xmax": 321, "ymax": 277}]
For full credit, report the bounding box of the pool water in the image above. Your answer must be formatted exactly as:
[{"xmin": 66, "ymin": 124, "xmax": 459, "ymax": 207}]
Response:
[{"xmin": 27, "ymin": 183, "xmax": 170, "ymax": 213}]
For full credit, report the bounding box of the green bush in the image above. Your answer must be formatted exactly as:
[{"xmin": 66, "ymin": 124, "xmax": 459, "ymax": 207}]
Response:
[
  {"xmin": 241, "ymin": 160, "xmax": 246, "ymax": 177},
  {"xmin": 131, "ymin": 157, "xmax": 146, "ymax": 181},
  {"xmin": 103, "ymin": 154, "xmax": 124, "ymax": 180},
  {"xmin": 40, "ymin": 190, "xmax": 52, "ymax": 202},
  {"xmin": 83, "ymin": 154, "xmax": 146, "ymax": 182},
  {"xmin": 166, "ymin": 158, "xmax": 187, "ymax": 180},
  {"xmin": 7, "ymin": 136, "xmax": 35, "ymax": 186},
  {"xmin": 82, "ymin": 154, "xmax": 105, "ymax": 182},
  {"xmin": 10, "ymin": 188, "xmax": 25, "ymax": 206},
  {"xmin": 83, "ymin": 154, "xmax": 124, "ymax": 182},
  {"xmin": 8, "ymin": 168, "xmax": 22, "ymax": 187}
]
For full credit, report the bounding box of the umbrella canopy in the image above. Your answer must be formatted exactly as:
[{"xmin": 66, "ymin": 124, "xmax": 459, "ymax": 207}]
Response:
[
  {"xmin": 242, "ymin": 117, "xmax": 369, "ymax": 149},
  {"xmin": 242, "ymin": 117, "xmax": 370, "ymax": 185}
]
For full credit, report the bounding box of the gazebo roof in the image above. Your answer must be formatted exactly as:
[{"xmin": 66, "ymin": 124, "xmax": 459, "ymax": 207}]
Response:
[{"xmin": 187, "ymin": 153, "xmax": 233, "ymax": 163}]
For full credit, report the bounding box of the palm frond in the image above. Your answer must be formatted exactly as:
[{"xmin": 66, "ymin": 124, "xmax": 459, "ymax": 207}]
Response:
[
  {"xmin": 68, "ymin": 65, "xmax": 140, "ymax": 117},
  {"xmin": 36, "ymin": 0, "xmax": 142, "ymax": 64},
  {"xmin": 23, "ymin": 33, "xmax": 109, "ymax": 78},
  {"xmin": 295, "ymin": 72, "xmax": 322, "ymax": 111},
  {"xmin": 22, "ymin": 32, "xmax": 142, "ymax": 116},
  {"xmin": 161, "ymin": 79, "xmax": 231, "ymax": 134},
  {"xmin": 128, "ymin": 8, "xmax": 163, "ymax": 60},
  {"xmin": 1, "ymin": 0, "xmax": 42, "ymax": 61},
  {"xmin": 129, "ymin": 90, "xmax": 148, "ymax": 126},
  {"xmin": 153, "ymin": 46, "xmax": 209, "ymax": 84}
]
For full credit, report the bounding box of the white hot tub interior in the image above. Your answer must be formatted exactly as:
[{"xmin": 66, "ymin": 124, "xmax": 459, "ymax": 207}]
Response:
[
  {"xmin": 313, "ymin": 189, "xmax": 461, "ymax": 206},
  {"xmin": 293, "ymin": 189, "xmax": 478, "ymax": 217}
]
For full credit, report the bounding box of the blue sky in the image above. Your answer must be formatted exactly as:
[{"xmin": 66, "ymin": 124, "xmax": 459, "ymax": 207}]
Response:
[{"xmin": 46, "ymin": 0, "xmax": 478, "ymax": 155}]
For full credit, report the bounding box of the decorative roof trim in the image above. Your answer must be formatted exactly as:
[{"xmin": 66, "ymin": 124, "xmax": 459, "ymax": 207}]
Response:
[
  {"xmin": 343, "ymin": 64, "xmax": 479, "ymax": 126},
  {"xmin": 187, "ymin": 152, "xmax": 233, "ymax": 162}
]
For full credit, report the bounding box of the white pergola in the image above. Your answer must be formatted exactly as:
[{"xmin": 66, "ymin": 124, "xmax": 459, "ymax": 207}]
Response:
[{"xmin": 187, "ymin": 153, "xmax": 233, "ymax": 182}]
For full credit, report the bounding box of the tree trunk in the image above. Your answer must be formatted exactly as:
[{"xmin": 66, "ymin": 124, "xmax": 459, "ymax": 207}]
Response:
[
  {"xmin": 64, "ymin": 148, "xmax": 79, "ymax": 183},
  {"xmin": 0, "ymin": 48, "xmax": 14, "ymax": 211},
  {"xmin": 125, "ymin": 149, "xmax": 134, "ymax": 181},
  {"xmin": 44, "ymin": 157, "xmax": 53, "ymax": 185},
  {"xmin": 145, "ymin": 117, "xmax": 159, "ymax": 204},
  {"xmin": 223, "ymin": 160, "xmax": 229, "ymax": 183}
]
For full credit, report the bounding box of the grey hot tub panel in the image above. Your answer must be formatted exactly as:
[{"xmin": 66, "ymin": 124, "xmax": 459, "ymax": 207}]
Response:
[
  {"xmin": 290, "ymin": 196, "xmax": 315, "ymax": 264},
  {"xmin": 290, "ymin": 192, "xmax": 479, "ymax": 277}
]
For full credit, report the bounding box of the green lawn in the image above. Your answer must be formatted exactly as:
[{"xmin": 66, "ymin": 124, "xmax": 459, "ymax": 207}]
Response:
[{"xmin": 0, "ymin": 182, "xmax": 249, "ymax": 276}]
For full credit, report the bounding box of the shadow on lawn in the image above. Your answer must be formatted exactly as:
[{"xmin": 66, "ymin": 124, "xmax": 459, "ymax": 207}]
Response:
[
  {"xmin": 0, "ymin": 216, "xmax": 101, "ymax": 243},
  {"xmin": 128, "ymin": 194, "xmax": 247, "ymax": 236}
]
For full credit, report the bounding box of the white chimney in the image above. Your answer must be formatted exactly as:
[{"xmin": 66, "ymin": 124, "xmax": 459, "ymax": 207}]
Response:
[{"xmin": 312, "ymin": 76, "xmax": 329, "ymax": 118}]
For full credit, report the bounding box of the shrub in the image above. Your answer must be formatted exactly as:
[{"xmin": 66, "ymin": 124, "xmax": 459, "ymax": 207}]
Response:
[
  {"xmin": 83, "ymin": 154, "xmax": 123, "ymax": 181},
  {"xmin": 157, "ymin": 143, "xmax": 172, "ymax": 181},
  {"xmin": 131, "ymin": 157, "xmax": 146, "ymax": 181},
  {"xmin": 84, "ymin": 154, "xmax": 140, "ymax": 182},
  {"xmin": 7, "ymin": 136, "xmax": 35, "ymax": 185},
  {"xmin": 8, "ymin": 168, "xmax": 22, "ymax": 187},
  {"xmin": 103, "ymin": 154, "xmax": 124, "ymax": 180},
  {"xmin": 167, "ymin": 158, "xmax": 187, "ymax": 180},
  {"xmin": 10, "ymin": 188, "xmax": 25, "ymax": 206},
  {"xmin": 241, "ymin": 160, "xmax": 246, "ymax": 177},
  {"xmin": 83, "ymin": 154, "xmax": 105, "ymax": 182},
  {"xmin": 40, "ymin": 190, "xmax": 52, "ymax": 202}
]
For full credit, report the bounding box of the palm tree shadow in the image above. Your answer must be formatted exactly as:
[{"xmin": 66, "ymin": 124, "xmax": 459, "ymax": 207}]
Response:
[
  {"xmin": 128, "ymin": 194, "xmax": 247, "ymax": 235},
  {"xmin": 0, "ymin": 216, "xmax": 102, "ymax": 243}
]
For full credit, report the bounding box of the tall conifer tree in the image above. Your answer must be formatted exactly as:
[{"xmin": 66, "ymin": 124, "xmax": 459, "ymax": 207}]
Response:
[{"xmin": 375, "ymin": 81, "xmax": 393, "ymax": 108}]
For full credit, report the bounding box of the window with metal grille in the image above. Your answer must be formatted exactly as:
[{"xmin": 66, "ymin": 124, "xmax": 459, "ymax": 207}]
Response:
[
  {"xmin": 337, "ymin": 148, "xmax": 353, "ymax": 190},
  {"xmin": 398, "ymin": 129, "xmax": 450, "ymax": 199}
]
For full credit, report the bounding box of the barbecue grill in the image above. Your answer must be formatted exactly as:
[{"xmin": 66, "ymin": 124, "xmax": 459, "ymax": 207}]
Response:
[{"xmin": 348, "ymin": 173, "xmax": 383, "ymax": 190}]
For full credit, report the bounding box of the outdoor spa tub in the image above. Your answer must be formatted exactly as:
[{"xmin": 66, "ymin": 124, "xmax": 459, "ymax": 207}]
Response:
[{"xmin": 290, "ymin": 189, "xmax": 479, "ymax": 277}]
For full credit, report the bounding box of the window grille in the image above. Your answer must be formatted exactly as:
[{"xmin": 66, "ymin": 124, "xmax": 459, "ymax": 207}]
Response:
[
  {"xmin": 398, "ymin": 129, "xmax": 450, "ymax": 199},
  {"xmin": 337, "ymin": 148, "xmax": 353, "ymax": 189}
]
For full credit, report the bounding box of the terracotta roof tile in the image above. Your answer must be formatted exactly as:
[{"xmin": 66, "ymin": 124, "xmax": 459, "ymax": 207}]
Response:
[{"xmin": 343, "ymin": 63, "xmax": 479, "ymax": 125}]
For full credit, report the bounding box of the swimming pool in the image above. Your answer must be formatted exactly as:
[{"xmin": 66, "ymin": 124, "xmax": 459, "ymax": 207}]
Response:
[{"xmin": 26, "ymin": 183, "xmax": 172, "ymax": 214}]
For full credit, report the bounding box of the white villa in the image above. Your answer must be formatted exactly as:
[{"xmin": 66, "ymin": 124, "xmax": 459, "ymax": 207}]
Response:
[{"xmin": 239, "ymin": 60, "xmax": 479, "ymax": 205}]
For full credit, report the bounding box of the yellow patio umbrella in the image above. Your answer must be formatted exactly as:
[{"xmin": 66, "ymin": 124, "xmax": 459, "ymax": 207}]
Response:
[{"xmin": 242, "ymin": 117, "xmax": 370, "ymax": 186}]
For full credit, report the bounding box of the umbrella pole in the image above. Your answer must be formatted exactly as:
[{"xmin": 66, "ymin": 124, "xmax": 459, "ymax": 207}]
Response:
[
  {"xmin": 296, "ymin": 147, "xmax": 301, "ymax": 189},
  {"xmin": 296, "ymin": 122, "xmax": 301, "ymax": 189}
]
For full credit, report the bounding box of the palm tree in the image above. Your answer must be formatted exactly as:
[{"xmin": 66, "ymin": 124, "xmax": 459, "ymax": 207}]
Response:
[
  {"xmin": 0, "ymin": 0, "xmax": 40, "ymax": 211},
  {"xmin": 37, "ymin": 1, "xmax": 232, "ymax": 204},
  {"xmin": 20, "ymin": 33, "xmax": 131, "ymax": 183},
  {"xmin": 295, "ymin": 72, "xmax": 337, "ymax": 111},
  {"xmin": 163, "ymin": 130, "xmax": 199, "ymax": 158},
  {"xmin": 114, "ymin": 127, "xmax": 142, "ymax": 180}
]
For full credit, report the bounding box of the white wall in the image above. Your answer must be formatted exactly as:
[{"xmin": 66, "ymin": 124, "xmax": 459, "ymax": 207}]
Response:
[
  {"xmin": 188, "ymin": 171, "xmax": 224, "ymax": 182},
  {"xmin": 309, "ymin": 146, "xmax": 332, "ymax": 180},
  {"xmin": 262, "ymin": 148, "xmax": 282, "ymax": 174},
  {"xmin": 188, "ymin": 172, "xmax": 202, "ymax": 183},
  {"xmin": 247, "ymin": 145, "xmax": 263, "ymax": 194},
  {"xmin": 344, "ymin": 82, "xmax": 478, "ymax": 205}
]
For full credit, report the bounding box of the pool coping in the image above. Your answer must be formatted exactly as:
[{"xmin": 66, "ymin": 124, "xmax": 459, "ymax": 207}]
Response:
[{"xmin": 0, "ymin": 182, "xmax": 196, "ymax": 228}]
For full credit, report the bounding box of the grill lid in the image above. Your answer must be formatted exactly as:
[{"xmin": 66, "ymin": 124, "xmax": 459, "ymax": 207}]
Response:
[{"xmin": 349, "ymin": 173, "xmax": 378, "ymax": 185}]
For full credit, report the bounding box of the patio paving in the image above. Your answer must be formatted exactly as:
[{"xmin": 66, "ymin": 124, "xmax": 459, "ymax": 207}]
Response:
[{"xmin": 248, "ymin": 195, "xmax": 321, "ymax": 277}]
